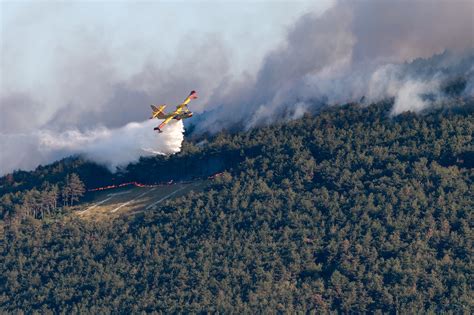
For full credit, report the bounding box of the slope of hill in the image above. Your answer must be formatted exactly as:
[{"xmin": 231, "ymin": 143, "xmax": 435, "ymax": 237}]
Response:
[{"xmin": 1, "ymin": 100, "xmax": 473, "ymax": 312}]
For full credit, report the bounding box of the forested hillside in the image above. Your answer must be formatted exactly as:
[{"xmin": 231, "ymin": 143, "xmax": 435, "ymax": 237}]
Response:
[{"xmin": 1, "ymin": 100, "xmax": 473, "ymax": 312}]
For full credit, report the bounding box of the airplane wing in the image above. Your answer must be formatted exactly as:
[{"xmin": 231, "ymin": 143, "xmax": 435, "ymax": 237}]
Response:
[
  {"xmin": 177, "ymin": 90, "xmax": 198, "ymax": 110},
  {"xmin": 150, "ymin": 105, "xmax": 167, "ymax": 119},
  {"xmin": 154, "ymin": 113, "xmax": 176, "ymax": 132}
]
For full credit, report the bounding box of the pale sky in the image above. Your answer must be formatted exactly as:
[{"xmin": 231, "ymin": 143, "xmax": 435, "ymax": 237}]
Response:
[{"xmin": 1, "ymin": 0, "xmax": 333, "ymax": 112}]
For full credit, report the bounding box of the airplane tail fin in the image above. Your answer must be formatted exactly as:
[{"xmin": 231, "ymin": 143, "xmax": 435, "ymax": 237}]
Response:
[{"xmin": 150, "ymin": 105, "xmax": 167, "ymax": 119}]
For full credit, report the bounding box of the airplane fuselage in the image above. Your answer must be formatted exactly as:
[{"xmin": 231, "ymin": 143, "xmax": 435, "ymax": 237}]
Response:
[{"xmin": 173, "ymin": 112, "xmax": 193, "ymax": 120}]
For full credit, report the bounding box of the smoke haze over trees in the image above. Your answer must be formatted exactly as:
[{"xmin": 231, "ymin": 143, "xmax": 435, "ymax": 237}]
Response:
[{"xmin": 200, "ymin": 0, "xmax": 474, "ymax": 131}]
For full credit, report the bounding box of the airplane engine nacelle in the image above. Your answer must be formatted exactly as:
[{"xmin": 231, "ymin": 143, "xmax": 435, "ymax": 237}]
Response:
[{"xmin": 174, "ymin": 112, "xmax": 193, "ymax": 120}]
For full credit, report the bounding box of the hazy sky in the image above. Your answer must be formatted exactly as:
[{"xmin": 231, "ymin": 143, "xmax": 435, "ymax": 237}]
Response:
[
  {"xmin": 1, "ymin": 1, "xmax": 333, "ymax": 123},
  {"xmin": 2, "ymin": 0, "xmax": 333, "ymax": 75}
]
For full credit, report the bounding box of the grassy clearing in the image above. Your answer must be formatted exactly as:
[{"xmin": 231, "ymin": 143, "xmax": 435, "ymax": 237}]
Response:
[{"xmin": 77, "ymin": 180, "xmax": 209, "ymax": 220}]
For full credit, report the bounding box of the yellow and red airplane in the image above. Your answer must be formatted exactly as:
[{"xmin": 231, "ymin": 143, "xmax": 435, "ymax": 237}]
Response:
[{"xmin": 150, "ymin": 90, "xmax": 197, "ymax": 132}]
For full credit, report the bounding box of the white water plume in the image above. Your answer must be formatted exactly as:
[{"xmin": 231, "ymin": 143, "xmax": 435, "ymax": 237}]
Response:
[{"xmin": 1, "ymin": 120, "xmax": 184, "ymax": 174}]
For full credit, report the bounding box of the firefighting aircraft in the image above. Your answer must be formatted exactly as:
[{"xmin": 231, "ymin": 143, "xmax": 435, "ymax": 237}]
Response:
[{"xmin": 150, "ymin": 90, "xmax": 197, "ymax": 132}]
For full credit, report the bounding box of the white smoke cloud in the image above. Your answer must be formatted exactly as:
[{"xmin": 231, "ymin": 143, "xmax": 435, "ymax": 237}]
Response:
[
  {"xmin": 390, "ymin": 80, "xmax": 440, "ymax": 116},
  {"xmin": 367, "ymin": 64, "xmax": 443, "ymax": 115},
  {"xmin": 0, "ymin": 120, "xmax": 184, "ymax": 174}
]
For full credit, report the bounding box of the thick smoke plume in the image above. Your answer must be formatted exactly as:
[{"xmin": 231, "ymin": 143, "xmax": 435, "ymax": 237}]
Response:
[
  {"xmin": 199, "ymin": 0, "xmax": 474, "ymax": 132},
  {"xmin": 0, "ymin": 120, "xmax": 184, "ymax": 174}
]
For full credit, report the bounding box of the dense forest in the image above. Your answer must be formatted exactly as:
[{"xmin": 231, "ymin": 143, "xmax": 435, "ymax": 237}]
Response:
[{"xmin": 1, "ymin": 100, "xmax": 473, "ymax": 312}]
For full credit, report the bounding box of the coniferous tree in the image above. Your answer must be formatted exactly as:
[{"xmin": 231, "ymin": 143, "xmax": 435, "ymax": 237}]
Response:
[
  {"xmin": 1, "ymin": 100, "xmax": 473, "ymax": 312},
  {"xmin": 68, "ymin": 173, "xmax": 85, "ymax": 206},
  {"xmin": 61, "ymin": 176, "xmax": 72, "ymax": 207}
]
